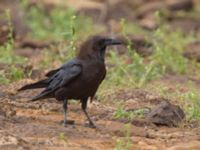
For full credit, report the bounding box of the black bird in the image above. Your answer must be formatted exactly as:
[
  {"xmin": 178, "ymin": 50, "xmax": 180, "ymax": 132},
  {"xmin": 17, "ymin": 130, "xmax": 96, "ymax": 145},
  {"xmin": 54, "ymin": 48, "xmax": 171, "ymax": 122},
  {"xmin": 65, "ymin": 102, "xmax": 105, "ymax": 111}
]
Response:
[{"xmin": 18, "ymin": 35, "xmax": 122, "ymax": 128}]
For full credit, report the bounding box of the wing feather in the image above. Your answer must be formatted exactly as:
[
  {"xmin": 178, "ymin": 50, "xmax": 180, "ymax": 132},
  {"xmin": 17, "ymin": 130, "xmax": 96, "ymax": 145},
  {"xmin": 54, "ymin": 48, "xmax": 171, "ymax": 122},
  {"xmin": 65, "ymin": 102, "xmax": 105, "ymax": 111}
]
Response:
[{"xmin": 31, "ymin": 63, "xmax": 82, "ymax": 101}]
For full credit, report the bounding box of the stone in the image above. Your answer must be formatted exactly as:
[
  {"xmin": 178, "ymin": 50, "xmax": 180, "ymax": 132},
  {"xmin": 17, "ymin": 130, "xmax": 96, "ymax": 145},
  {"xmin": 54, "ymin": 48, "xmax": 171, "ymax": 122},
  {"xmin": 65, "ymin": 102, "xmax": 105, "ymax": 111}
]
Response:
[{"xmin": 146, "ymin": 101, "xmax": 185, "ymax": 126}]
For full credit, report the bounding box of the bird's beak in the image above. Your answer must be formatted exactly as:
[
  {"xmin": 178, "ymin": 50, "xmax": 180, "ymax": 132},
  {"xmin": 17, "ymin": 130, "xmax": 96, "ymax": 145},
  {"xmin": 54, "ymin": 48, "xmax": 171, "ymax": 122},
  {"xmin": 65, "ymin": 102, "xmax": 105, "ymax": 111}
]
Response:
[{"xmin": 105, "ymin": 39, "xmax": 122, "ymax": 46}]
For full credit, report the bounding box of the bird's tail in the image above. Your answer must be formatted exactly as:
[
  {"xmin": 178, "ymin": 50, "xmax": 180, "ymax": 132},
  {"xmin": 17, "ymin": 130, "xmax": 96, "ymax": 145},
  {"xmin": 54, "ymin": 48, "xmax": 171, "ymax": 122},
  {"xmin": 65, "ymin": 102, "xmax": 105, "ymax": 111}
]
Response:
[
  {"xmin": 18, "ymin": 79, "xmax": 49, "ymax": 91},
  {"xmin": 31, "ymin": 88, "xmax": 54, "ymax": 101}
]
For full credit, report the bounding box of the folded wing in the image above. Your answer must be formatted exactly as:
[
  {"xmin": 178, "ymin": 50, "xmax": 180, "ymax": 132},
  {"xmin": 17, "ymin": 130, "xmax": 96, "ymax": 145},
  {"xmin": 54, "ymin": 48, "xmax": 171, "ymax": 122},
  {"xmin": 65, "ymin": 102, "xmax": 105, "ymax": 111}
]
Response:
[{"xmin": 31, "ymin": 63, "xmax": 82, "ymax": 101}]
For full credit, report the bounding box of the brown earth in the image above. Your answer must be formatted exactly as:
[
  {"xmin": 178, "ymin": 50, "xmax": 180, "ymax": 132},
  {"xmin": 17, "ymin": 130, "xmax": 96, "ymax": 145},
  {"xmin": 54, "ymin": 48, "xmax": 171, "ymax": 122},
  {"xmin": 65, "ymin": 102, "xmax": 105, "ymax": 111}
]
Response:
[{"xmin": 0, "ymin": 77, "xmax": 200, "ymax": 150}]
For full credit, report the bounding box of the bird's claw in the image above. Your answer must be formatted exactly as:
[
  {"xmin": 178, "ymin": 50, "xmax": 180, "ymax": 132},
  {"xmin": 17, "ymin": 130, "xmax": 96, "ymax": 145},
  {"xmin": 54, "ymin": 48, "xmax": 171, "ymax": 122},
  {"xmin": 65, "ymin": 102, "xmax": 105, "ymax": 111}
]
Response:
[
  {"xmin": 60, "ymin": 120, "xmax": 75, "ymax": 126},
  {"xmin": 84, "ymin": 122, "xmax": 96, "ymax": 128},
  {"xmin": 63, "ymin": 123, "xmax": 67, "ymax": 127}
]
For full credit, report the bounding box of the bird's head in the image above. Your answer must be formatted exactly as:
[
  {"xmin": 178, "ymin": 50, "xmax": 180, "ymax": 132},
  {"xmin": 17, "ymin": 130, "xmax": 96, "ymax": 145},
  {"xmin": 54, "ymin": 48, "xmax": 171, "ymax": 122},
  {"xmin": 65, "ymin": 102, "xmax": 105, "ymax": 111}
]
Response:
[{"xmin": 78, "ymin": 35, "xmax": 122, "ymax": 59}]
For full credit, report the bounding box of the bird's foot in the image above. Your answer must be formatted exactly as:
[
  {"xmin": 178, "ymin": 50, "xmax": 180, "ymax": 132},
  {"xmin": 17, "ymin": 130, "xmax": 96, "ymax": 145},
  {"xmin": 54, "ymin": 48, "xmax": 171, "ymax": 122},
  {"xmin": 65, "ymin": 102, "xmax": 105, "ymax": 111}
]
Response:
[
  {"xmin": 60, "ymin": 120, "xmax": 75, "ymax": 127},
  {"xmin": 84, "ymin": 121, "xmax": 96, "ymax": 128},
  {"xmin": 63, "ymin": 122, "xmax": 67, "ymax": 127}
]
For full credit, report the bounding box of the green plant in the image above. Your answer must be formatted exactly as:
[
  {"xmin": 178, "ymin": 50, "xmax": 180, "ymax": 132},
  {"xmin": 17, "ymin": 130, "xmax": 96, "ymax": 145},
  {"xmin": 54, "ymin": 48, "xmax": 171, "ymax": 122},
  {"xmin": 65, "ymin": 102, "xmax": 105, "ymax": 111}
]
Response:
[
  {"xmin": 0, "ymin": 9, "xmax": 27, "ymax": 84},
  {"xmin": 38, "ymin": 15, "xmax": 78, "ymax": 68},
  {"xmin": 113, "ymin": 104, "xmax": 145, "ymax": 120},
  {"xmin": 151, "ymin": 26, "xmax": 192, "ymax": 74},
  {"xmin": 0, "ymin": 9, "xmax": 14, "ymax": 64},
  {"xmin": 114, "ymin": 106, "xmax": 134, "ymax": 120},
  {"xmin": 58, "ymin": 15, "xmax": 77, "ymax": 61},
  {"xmin": 119, "ymin": 18, "xmax": 147, "ymax": 35},
  {"xmin": 59, "ymin": 133, "xmax": 68, "ymax": 147},
  {"xmin": 105, "ymin": 18, "xmax": 160, "ymax": 88},
  {"xmin": 152, "ymin": 10, "xmax": 194, "ymax": 74},
  {"xmin": 0, "ymin": 73, "xmax": 10, "ymax": 84},
  {"xmin": 114, "ymin": 124, "xmax": 132, "ymax": 150},
  {"xmin": 105, "ymin": 50, "xmax": 160, "ymax": 88},
  {"xmin": 21, "ymin": 0, "xmax": 97, "ymax": 41},
  {"xmin": 7, "ymin": 65, "xmax": 25, "ymax": 82},
  {"xmin": 105, "ymin": 16, "xmax": 194, "ymax": 90},
  {"xmin": 21, "ymin": 1, "xmax": 104, "ymax": 69},
  {"xmin": 179, "ymin": 82, "xmax": 200, "ymax": 121}
]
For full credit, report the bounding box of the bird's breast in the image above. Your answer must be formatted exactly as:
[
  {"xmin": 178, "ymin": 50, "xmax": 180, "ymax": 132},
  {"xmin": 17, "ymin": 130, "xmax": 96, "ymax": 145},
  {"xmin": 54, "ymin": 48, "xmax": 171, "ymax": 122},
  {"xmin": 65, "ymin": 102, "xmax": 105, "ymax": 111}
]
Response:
[
  {"xmin": 64, "ymin": 60, "xmax": 106, "ymax": 99},
  {"xmin": 82, "ymin": 61, "xmax": 106, "ymax": 82}
]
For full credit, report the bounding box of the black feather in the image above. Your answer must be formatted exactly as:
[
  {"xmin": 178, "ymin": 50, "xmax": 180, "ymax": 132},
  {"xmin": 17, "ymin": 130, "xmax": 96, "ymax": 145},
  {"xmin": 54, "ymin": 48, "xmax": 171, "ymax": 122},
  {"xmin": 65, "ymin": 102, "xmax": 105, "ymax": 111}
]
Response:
[
  {"xmin": 18, "ymin": 79, "xmax": 49, "ymax": 91},
  {"xmin": 45, "ymin": 69, "xmax": 59, "ymax": 77}
]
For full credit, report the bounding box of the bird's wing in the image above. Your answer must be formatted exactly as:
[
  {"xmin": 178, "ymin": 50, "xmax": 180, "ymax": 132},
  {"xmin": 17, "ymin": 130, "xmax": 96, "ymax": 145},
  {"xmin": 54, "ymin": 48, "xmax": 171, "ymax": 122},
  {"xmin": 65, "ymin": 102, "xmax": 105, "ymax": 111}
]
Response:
[
  {"xmin": 31, "ymin": 62, "xmax": 82, "ymax": 101},
  {"xmin": 47, "ymin": 63, "xmax": 82, "ymax": 91},
  {"xmin": 45, "ymin": 59, "xmax": 79, "ymax": 77},
  {"xmin": 45, "ymin": 69, "xmax": 60, "ymax": 77}
]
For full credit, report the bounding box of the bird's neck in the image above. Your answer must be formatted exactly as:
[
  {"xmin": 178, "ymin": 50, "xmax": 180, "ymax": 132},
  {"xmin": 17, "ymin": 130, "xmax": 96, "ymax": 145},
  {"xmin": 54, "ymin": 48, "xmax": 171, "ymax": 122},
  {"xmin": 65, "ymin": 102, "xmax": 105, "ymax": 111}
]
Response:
[{"xmin": 78, "ymin": 51, "xmax": 105, "ymax": 62}]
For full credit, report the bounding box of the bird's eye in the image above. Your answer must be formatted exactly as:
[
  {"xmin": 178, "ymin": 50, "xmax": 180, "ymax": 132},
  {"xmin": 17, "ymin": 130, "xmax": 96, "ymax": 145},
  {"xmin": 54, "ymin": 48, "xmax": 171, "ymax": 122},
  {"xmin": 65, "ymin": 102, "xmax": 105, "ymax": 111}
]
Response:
[
  {"xmin": 92, "ymin": 39, "xmax": 106, "ymax": 51},
  {"xmin": 99, "ymin": 41, "xmax": 106, "ymax": 50}
]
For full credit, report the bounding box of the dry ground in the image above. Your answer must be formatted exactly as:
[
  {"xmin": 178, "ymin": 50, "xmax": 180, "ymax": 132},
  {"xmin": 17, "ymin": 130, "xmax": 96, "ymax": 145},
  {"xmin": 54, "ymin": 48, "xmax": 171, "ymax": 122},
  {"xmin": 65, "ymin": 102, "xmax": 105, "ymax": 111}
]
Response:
[{"xmin": 0, "ymin": 77, "xmax": 200, "ymax": 150}]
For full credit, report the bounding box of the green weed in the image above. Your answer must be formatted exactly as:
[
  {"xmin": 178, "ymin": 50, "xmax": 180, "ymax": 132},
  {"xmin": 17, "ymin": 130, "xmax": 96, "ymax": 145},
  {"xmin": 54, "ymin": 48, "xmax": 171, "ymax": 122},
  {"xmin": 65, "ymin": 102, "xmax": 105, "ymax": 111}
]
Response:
[
  {"xmin": 7, "ymin": 65, "xmax": 25, "ymax": 82},
  {"xmin": 38, "ymin": 15, "xmax": 78, "ymax": 68},
  {"xmin": 21, "ymin": 1, "xmax": 104, "ymax": 69},
  {"xmin": 151, "ymin": 25, "xmax": 192, "ymax": 74},
  {"xmin": 104, "ymin": 20, "xmax": 159, "ymax": 88},
  {"xmin": 113, "ymin": 105, "xmax": 145, "ymax": 120},
  {"xmin": 0, "ymin": 73, "xmax": 10, "ymax": 84},
  {"xmin": 0, "ymin": 9, "xmax": 26, "ymax": 84},
  {"xmin": 21, "ymin": 0, "xmax": 99, "ymax": 41},
  {"xmin": 179, "ymin": 82, "xmax": 200, "ymax": 121},
  {"xmin": 152, "ymin": 81, "xmax": 200, "ymax": 122},
  {"xmin": 59, "ymin": 133, "xmax": 68, "ymax": 147},
  {"xmin": 114, "ymin": 124, "xmax": 132, "ymax": 150},
  {"xmin": 102, "ymin": 17, "xmax": 194, "ymax": 91}
]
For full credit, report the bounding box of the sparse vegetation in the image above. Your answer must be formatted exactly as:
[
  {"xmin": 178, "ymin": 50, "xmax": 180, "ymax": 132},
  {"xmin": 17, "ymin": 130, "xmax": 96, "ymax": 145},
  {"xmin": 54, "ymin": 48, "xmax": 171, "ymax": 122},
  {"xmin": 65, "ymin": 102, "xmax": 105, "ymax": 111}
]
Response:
[
  {"xmin": 114, "ymin": 124, "xmax": 133, "ymax": 150},
  {"xmin": 59, "ymin": 133, "xmax": 68, "ymax": 147},
  {"xmin": 179, "ymin": 82, "xmax": 200, "ymax": 121},
  {"xmin": 21, "ymin": 0, "xmax": 98, "ymax": 41},
  {"xmin": 151, "ymin": 25, "xmax": 193, "ymax": 74},
  {"xmin": 1, "ymin": 0, "xmax": 200, "ymax": 149},
  {"xmin": 113, "ymin": 104, "xmax": 146, "ymax": 120},
  {"xmin": 0, "ymin": 9, "xmax": 26, "ymax": 84}
]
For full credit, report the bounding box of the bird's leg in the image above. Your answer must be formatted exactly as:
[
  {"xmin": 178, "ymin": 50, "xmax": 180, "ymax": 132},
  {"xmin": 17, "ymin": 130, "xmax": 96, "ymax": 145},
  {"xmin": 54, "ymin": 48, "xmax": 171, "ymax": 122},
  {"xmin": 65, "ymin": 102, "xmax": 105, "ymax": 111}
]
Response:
[
  {"xmin": 81, "ymin": 98, "xmax": 96, "ymax": 128},
  {"xmin": 63, "ymin": 99, "xmax": 68, "ymax": 127}
]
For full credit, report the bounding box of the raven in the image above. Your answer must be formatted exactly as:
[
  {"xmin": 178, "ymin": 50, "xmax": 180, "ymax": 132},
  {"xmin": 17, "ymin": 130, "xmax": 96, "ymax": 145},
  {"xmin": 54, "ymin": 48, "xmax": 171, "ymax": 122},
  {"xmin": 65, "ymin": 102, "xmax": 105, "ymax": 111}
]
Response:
[{"xmin": 18, "ymin": 35, "xmax": 122, "ymax": 128}]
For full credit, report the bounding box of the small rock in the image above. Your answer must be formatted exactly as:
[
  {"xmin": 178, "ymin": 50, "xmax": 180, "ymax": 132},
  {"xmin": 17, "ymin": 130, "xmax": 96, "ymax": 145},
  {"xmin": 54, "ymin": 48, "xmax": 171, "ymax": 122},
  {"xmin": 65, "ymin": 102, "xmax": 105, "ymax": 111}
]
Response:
[
  {"xmin": 0, "ymin": 25, "xmax": 14, "ymax": 45},
  {"xmin": 0, "ymin": 131, "xmax": 28, "ymax": 150},
  {"xmin": 183, "ymin": 41, "xmax": 200, "ymax": 61},
  {"xmin": 6, "ymin": 110, "xmax": 16, "ymax": 118},
  {"xmin": 0, "ymin": 135, "xmax": 18, "ymax": 146},
  {"xmin": 169, "ymin": 18, "xmax": 200, "ymax": 33},
  {"xmin": 167, "ymin": 0, "xmax": 193, "ymax": 11},
  {"xmin": 19, "ymin": 39, "xmax": 52, "ymax": 49},
  {"xmin": 136, "ymin": 1, "xmax": 164, "ymax": 18},
  {"xmin": 0, "ymin": 91, "xmax": 6, "ymax": 98},
  {"xmin": 146, "ymin": 101, "xmax": 185, "ymax": 126},
  {"xmin": 15, "ymin": 48, "xmax": 38, "ymax": 58},
  {"xmin": 139, "ymin": 13, "xmax": 158, "ymax": 30},
  {"xmin": 0, "ymin": 0, "xmax": 29, "ymax": 38},
  {"xmin": 0, "ymin": 130, "xmax": 25, "ymax": 144},
  {"xmin": 0, "ymin": 105, "xmax": 16, "ymax": 118},
  {"xmin": 77, "ymin": 0, "xmax": 136, "ymax": 22}
]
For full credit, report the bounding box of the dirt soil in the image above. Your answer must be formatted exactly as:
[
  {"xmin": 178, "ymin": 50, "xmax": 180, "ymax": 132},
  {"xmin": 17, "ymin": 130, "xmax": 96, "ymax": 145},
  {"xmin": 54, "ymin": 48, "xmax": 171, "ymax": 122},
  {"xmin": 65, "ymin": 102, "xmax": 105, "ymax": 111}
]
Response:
[{"xmin": 0, "ymin": 78, "xmax": 200, "ymax": 150}]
